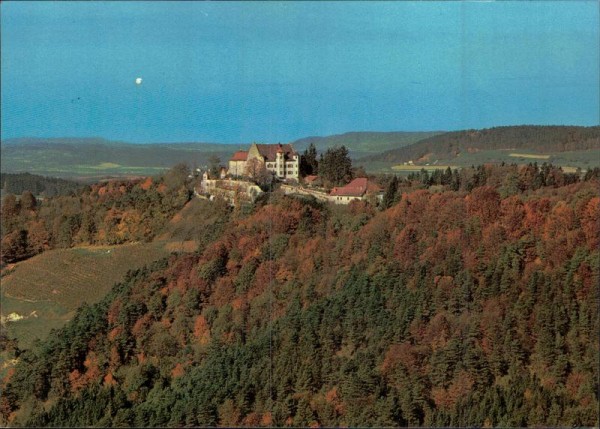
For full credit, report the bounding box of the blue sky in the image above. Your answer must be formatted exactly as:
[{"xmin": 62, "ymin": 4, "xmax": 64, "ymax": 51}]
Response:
[{"xmin": 1, "ymin": 1, "xmax": 598, "ymax": 143}]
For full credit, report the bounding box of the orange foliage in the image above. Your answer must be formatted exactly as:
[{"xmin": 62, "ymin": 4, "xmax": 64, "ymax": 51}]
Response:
[
  {"xmin": 480, "ymin": 224, "xmax": 506, "ymax": 260},
  {"xmin": 465, "ymin": 186, "xmax": 501, "ymax": 224},
  {"xmin": 82, "ymin": 351, "xmax": 101, "ymax": 383},
  {"xmin": 107, "ymin": 327, "xmax": 122, "ymax": 342},
  {"xmin": 523, "ymin": 198, "xmax": 552, "ymax": 234},
  {"xmin": 276, "ymin": 264, "xmax": 293, "ymax": 283},
  {"xmin": 261, "ymin": 412, "xmax": 273, "ymax": 426},
  {"xmin": 193, "ymin": 315, "xmax": 211, "ymax": 345},
  {"xmin": 325, "ymin": 386, "xmax": 340, "ymax": 403},
  {"xmin": 212, "ymin": 277, "xmax": 236, "ymax": 307},
  {"xmin": 500, "ymin": 196, "xmax": 526, "ymax": 239},
  {"xmin": 393, "ymin": 227, "xmax": 418, "ymax": 269},
  {"xmin": 171, "ymin": 363, "xmax": 185, "ymax": 378},
  {"xmin": 324, "ymin": 387, "xmax": 345, "ymax": 415},
  {"xmin": 107, "ymin": 300, "xmax": 122, "ymax": 326},
  {"xmin": 542, "ymin": 202, "xmax": 582, "ymax": 266},
  {"xmin": 109, "ymin": 345, "xmax": 121, "ymax": 368},
  {"xmin": 581, "ymin": 197, "xmax": 600, "ymax": 249},
  {"xmin": 241, "ymin": 412, "xmax": 262, "ymax": 426},
  {"xmin": 132, "ymin": 314, "xmax": 152, "ymax": 337},
  {"xmin": 432, "ymin": 371, "xmax": 474, "ymax": 409},
  {"xmin": 1, "ymin": 367, "xmax": 15, "ymax": 385},
  {"xmin": 423, "ymin": 313, "xmax": 451, "ymax": 351},
  {"xmin": 565, "ymin": 372, "xmax": 585, "ymax": 397},
  {"xmin": 103, "ymin": 372, "xmax": 117, "ymax": 386},
  {"xmin": 382, "ymin": 343, "xmax": 417, "ymax": 374},
  {"xmin": 575, "ymin": 262, "xmax": 595, "ymax": 300},
  {"xmin": 69, "ymin": 369, "xmax": 87, "ymax": 393},
  {"xmin": 140, "ymin": 177, "xmax": 153, "ymax": 190},
  {"xmin": 231, "ymin": 297, "xmax": 245, "ymax": 310},
  {"xmin": 250, "ymin": 261, "xmax": 279, "ymax": 298}
]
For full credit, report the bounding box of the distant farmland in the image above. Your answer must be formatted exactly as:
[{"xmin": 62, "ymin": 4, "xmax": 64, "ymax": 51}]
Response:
[{"xmin": 361, "ymin": 149, "xmax": 600, "ymax": 174}]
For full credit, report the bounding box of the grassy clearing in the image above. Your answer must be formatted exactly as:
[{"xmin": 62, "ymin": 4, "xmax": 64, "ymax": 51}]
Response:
[
  {"xmin": 1, "ymin": 242, "xmax": 168, "ymax": 348},
  {"xmin": 90, "ymin": 162, "xmax": 122, "ymax": 169},
  {"xmin": 509, "ymin": 153, "xmax": 551, "ymax": 160},
  {"xmin": 0, "ymin": 291, "xmax": 73, "ymax": 350},
  {"xmin": 391, "ymin": 165, "xmax": 453, "ymax": 172},
  {"xmin": 1, "ymin": 163, "xmax": 167, "ymax": 178}
]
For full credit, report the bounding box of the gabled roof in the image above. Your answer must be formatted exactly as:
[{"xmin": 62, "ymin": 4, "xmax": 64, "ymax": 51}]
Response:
[
  {"xmin": 230, "ymin": 151, "xmax": 248, "ymax": 161},
  {"xmin": 305, "ymin": 175, "xmax": 318, "ymax": 184},
  {"xmin": 255, "ymin": 143, "xmax": 297, "ymax": 162},
  {"xmin": 329, "ymin": 177, "xmax": 381, "ymax": 197}
]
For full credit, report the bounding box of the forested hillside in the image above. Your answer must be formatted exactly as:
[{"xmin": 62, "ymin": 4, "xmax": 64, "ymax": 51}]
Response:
[
  {"xmin": 362, "ymin": 126, "xmax": 600, "ymax": 163},
  {"xmin": 1, "ymin": 164, "xmax": 598, "ymax": 427},
  {"xmin": 0, "ymin": 165, "xmax": 192, "ymax": 263},
  {"xmin": 0, "ymin": 173, "xmax": 82, "ymax": 197}
]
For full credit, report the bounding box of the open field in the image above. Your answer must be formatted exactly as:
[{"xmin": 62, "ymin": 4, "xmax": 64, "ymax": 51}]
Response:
[
  {"xmin": 508, "ymin": 153, "xmax": 551, "ymax": 160},
  {"xmin": 19, "ymin": 164, "xmax": 169, "ymax": 178},
  {"xmin": 1, "ymin": 242, "xmax": 168, "ymax": 348},
  {"xmin": 391, "ymin": 164, "xmax": 453, "ymax": 172}
]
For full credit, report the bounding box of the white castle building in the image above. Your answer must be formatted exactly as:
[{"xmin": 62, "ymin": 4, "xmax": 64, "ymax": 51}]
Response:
[{"xmin": 228, "ymin": 143, "xmax": 299, "ymax": 180}]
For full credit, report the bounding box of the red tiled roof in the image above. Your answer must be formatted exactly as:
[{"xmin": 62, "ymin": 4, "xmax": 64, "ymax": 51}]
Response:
[
  {"xmin": 255, "ymin": 143, "xmax": 297, "ymax": 162},
  {"xmin": 231, "ymin": 151, "xmax": 248, "ymax": 161},
  {"xmin": 305, "ymin": 175, "xmax": 318, "ymax": 183},
  {"xmin": 366, "ymin": 181, "xmax": 383, "ymax": 193},
  {"xmin": 329, "ymin": 178, "xmax": 381, "ymax": 197}
]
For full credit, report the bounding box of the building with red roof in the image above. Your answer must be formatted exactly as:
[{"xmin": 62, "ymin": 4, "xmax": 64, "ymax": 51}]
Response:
[
  {"xmin": 329, "ymin": 177, "xmax": 382, "ymax": 204},
  {"xmin": 228, "ymin": 151, "xmax": 248, "ymax": 176},
  {"xmin": 304, "ymin": 175, "xmax": 319, "ymax": 186}
]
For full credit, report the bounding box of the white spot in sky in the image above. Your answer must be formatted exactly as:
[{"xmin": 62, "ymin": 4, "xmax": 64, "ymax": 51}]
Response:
[{"xmin": 135, "ymin": 77, "xmax": 143, "ymax": 85}]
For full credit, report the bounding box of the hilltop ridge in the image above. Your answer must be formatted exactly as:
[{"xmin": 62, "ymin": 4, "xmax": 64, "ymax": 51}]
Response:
[{"xmin": 360, "ymin": 125, "xmax": 600, "ymax": 164}]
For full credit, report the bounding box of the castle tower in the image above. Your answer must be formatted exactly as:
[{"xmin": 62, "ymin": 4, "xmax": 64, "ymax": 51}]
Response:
[{"xmin": 276, "ymin": 144, "xmax": 284, "ymax": 178}]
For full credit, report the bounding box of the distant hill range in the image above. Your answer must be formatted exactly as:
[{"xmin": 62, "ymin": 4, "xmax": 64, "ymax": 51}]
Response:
[
  {"xmin": 360, "ymin": 125, "xmax": 600, "ymax": 164},
  {"xmin": 290, "ymin": 131, "xmax": 443, "ymax": 157},
  {"xmin": 2, "ymin": 126, "xmax": 599, "ymax": 178},
  {"xmin": 0, "ymin": 133, "xmax": 440, "ymax": 178},
  {"xmin": 0, "ymin": 138, "xmax": 244, "ymax": 179}
]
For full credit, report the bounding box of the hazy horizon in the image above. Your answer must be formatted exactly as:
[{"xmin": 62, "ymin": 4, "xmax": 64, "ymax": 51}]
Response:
[
  {"xmin": 2, "ymin": 1, "xmax": 598, "ymax": 144},
  {"xmin": 2, "ymin": 124, "xmax": 600, "ymax": 147}
]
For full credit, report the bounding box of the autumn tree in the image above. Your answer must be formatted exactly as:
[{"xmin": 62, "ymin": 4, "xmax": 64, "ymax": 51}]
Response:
[
  {"xmin": 1, "ymin": 229, "xmax": 30, "ymax": 262},
  {"xmin": 20, "ymin": 191, "xmax": 37, "ymax": 212},
  {"xmin": 245, "ymin": 158, "xmax": 272, "ymax": 188}
]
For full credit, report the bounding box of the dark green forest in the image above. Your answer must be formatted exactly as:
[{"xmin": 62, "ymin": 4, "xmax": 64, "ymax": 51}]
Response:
[
  {"xmin": 0, "ymin": 163, "xmax": 598, "ymax": 426},
  {"xmin": 0, "ymin": 173, "xmax": 83, "ymax": 198},
  {"xmin": 362, "ymin": 125, "xmax": 600, "ymax": 163}
]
